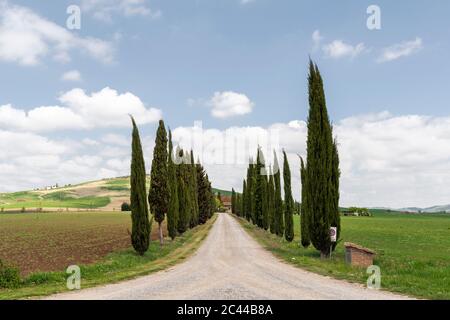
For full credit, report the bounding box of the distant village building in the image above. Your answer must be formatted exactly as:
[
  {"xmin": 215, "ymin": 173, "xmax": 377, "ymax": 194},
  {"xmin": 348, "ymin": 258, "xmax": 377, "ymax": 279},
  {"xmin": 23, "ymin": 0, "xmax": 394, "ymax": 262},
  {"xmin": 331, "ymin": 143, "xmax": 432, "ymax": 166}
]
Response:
[{"xmin": 221, "ymin": 196, "xmax": 232, "ymax": 212}]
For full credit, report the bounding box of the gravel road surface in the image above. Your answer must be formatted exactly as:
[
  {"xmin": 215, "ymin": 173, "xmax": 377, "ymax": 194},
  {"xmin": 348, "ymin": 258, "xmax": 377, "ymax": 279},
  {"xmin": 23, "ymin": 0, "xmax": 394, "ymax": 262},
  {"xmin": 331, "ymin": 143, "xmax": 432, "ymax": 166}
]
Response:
[{"xmin": 47, "ymin": 213, "xmax": 411, "ymax": 300}]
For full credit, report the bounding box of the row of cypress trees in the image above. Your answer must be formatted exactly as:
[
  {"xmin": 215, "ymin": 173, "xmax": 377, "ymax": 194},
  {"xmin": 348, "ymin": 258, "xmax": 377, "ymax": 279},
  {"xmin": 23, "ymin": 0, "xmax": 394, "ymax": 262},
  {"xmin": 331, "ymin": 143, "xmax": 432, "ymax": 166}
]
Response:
[
  {"xmin": 231, "ymin": 148, "xmax": 295, "ymax": 242},
  {"xmin": 130, "ymin": 118, "xmax": 216, "ymax": 255},
  {"xmin": 232, "ymin": 61, "xmax": 341, "ymax": 257}
]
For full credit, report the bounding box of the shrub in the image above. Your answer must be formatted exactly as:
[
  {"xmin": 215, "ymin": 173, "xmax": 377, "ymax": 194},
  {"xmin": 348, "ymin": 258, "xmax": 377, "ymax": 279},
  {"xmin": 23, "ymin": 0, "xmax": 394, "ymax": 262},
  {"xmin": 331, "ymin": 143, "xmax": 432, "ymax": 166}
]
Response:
[
  {"xmin": 0, "ymin": 260, "xmax": 21, "ymax": 289},
  {"xmin": 121, "ymin": 202, "xmax": 131, "ymax": 211}
]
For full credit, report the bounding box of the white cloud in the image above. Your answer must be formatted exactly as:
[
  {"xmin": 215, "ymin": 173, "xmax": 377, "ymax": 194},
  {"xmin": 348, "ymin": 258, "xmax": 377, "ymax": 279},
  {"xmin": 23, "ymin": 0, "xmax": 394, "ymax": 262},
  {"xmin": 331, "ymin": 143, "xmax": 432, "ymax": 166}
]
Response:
[
  {"xmin": 377, "ymin": 37, "xmax": 423, "ymax": 63},
  {"xmin": 323, "ymin": 40, "xmax": 366, "ymax": 59},
  {"xmin": 240, "ymin": 0, "xmax": 255, "ymax": 4},
  {"xmin": 0, "ymin": 87, "xmax": 162, "ymax": 132},
  {"xmin": 81, "ymin": 0, "xmax": 161, "ymax": 22},
  {"xmin": 62, "ymin": 70, "xmax": 82, "ymax": 82},
  {"xmin": 207, "ymin": 91, "xmax": 254, "ymax": 119},
  {"xmin": 0, "ymin": 1, "xmax": 115, "ymax": 66},
  {"xmin": 0, "ymin": 127, "xmax": 158, "ymax": 192},
  {"xmin": 101, "ymin": 133, "xmax": 130, "ymax": 147},
  {"xmin": 312, "ymin": 30, "xmax": 323, "ymax": 51}
]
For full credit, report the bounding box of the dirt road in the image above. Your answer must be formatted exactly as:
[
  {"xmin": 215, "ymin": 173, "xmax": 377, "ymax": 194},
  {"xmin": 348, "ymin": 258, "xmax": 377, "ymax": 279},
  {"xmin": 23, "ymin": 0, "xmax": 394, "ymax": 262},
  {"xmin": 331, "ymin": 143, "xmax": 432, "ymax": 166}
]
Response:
[{"xmin": 47, "ymin": 213, "xmax": 410, "ymax": 300}]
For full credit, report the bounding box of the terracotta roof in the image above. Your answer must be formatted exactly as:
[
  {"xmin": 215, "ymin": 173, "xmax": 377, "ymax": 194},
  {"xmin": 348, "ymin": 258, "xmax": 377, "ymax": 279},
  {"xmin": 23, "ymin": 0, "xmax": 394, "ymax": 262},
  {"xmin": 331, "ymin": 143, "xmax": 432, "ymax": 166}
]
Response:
[{"xmin": 344, "ymin": 242, "xmax": 376, "ymax": 255}]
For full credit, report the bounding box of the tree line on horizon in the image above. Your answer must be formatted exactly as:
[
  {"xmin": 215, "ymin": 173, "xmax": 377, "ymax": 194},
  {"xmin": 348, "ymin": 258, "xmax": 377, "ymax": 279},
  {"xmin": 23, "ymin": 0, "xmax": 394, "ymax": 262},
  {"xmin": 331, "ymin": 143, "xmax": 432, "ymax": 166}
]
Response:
[
  {"xmin": 232, "ymin": 60, "xmax": 341, "ymax": 258},
  {"xmin": 129, "ymin": 117, "xmax": 216, "ymax": 255}
]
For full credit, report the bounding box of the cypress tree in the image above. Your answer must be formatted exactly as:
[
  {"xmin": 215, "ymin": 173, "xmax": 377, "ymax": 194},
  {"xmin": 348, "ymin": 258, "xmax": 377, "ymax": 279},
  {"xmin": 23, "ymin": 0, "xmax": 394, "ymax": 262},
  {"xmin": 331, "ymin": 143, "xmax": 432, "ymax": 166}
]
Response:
[
  {"xmin": 242, "ymin": 180, "xmax": 247, "ymax": 218},
  {"xmin": 245, "ymin": 163, "xmax": 253, "ymax": 222},
  {"xmin": 167, "ymin": 129, "xmax": 179, "ymax": 240},
  {"xmin": 254, "ymin": 148, "xmax": 264, "ymax": 228},
  {"xmin": 268, "ymin": 167, "xmax": 276, "ymax": 234},
  {"xmin": 176, "ymin": 148, "xmax": 189, "ymax": 234},
  {"xmin": 262, "ymin": 174, "xmax": 269, "ymax": 230},
  {"xmin": 330, "ymin": 139, "xmax": 341, "ymax": 250},
  {"xmin": 236, "ymin": 193, "xmax": 242, "ymax": 216},
  {"xmin": 273, "ymin": 151, "xmax": 284, "ymax": 237},
  {"xmin": 149, "ymin": 120, "xmax": 169, "ymax": 245},
  {"xmin": 189, "ymin": 150, "xmax": 199, "ymax": 228},
  {"xmin": 231, "ymin": 188, "xmax": 236, "ymax": 214},
  {"xmin": 305, "ymin": 60, "xmax": 336, "ymax": 258},
  {"xmin": 197, "ymin": 162, "xmax": 210, "ymax": 224},
  {"xmin": 283, "ymin": 150, "xmax": 294, "ymax": 242},
  {"xmin": 300, "ymin": 156, "xmax": 310, "ymax": 248},
  {"xmin": 130, "ymin": 116, "xmax": 151, "ymax": 255}
]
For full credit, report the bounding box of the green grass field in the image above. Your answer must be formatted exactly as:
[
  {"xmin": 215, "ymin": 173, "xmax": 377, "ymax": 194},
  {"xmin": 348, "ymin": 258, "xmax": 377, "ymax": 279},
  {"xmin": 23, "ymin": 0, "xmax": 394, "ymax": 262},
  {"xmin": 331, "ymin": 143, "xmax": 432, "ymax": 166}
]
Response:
[{"xmin": 238, "ymin": 211, "xmax": 450, "ymax": 299}]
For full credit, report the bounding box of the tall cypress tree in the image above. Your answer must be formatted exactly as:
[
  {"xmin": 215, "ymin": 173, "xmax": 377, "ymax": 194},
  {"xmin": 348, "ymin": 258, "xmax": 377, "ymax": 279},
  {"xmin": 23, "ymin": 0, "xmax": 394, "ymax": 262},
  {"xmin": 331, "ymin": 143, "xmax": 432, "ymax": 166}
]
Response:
[
  {"xmin": 197, "ymin": 162, "xmax": 210, "ymax": 224},
  {"xmin": 268, "ymin": 167, "xmax": 276, "ymax": 234},
  {"xmin": 149, "ymin": 120, "xmax": 169, "ymax": 245},
  {"xmin": 300, "ymin": 156, "xmax": 310, "ymax": 248},
  {"xmin": 189, "ymin": 150, "xmax": 199, "ymax": 228},
  {"xmin": 245, "ymin": 163, "xmax": 253, "ymax": 222},
  {"xmin": 305, "ymin": 60, "xmax": 337, "ymax": 258},
  {"xmin": 242, "ymin": 180, "xmax": 247, "ymax": 218},
  {"xmin": 167, "ymin": 129, "xmax": 179, "ymax": 240},
  {"xmin": 283, "ymin": 150, "xmax": 294, "ymax": 242},
  {"xmin": 231, "ymin": 188, "xmax": 236, "ymax": 214},
  {"xmin": 254, "ymin": 148, "xmax": 264, "ymax": 228},
  {"xmin": 330, "ymin": 139, "xmax": 341, "ymax": 250},
  {"xmin": 273, "ymin": 151, "xmax": 284, "ymax": 237},
  {"xmin": 176, "ymin": 148, "xmax": 189, "ymax": 234},
  {"xmin": 130, "ymin": 116, "xmax": 151, "ymax": 255}
]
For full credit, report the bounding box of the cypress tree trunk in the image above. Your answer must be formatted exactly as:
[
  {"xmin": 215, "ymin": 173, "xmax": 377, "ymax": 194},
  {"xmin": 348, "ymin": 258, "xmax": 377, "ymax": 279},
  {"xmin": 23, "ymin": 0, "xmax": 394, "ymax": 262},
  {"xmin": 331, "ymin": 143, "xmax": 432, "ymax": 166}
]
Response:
[
  {"xmin": 273, "ymin": 151, "xmax": 284, "ymax": 237},
  {"xmin": 305, "ymin": 60, "xmax": 336, "ymax": 258},
  {"xmin": 167, "ymin": 130, "xmax": 179, "ymax": 240},
  {"xmin": 129, "ymin": 116, "xmax": 151, "ymax": 256},
  {"xmin": 149, "ymin": 120, "xmax": 169, "ymax": 246},
  {"xmin": 283, "ymin": 151, "xmax": 294, "ymax": 242},
  {"xmin": 300, "ymin": 157, "xmax": 310, "ymax": 248}
]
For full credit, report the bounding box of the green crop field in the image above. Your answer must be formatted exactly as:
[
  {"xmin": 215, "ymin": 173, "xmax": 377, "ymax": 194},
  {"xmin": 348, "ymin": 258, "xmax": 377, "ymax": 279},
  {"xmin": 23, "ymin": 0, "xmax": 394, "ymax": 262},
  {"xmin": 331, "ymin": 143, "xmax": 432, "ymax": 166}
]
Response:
[{"xmin": 238, "ymin": 211, "xmax": 450, "ymax": 299}]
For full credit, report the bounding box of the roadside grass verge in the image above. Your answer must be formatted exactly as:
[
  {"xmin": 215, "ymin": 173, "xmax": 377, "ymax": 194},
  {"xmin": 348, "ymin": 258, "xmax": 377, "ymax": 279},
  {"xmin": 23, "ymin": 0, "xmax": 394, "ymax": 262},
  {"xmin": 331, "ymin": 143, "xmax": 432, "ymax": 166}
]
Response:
[
  {"xmin": 235, "ymin": 212, "xmax": 450, "ymax": 300},
  {"xmin": 0, "ymin": 214, "xmax": 216, "ymax": 300}
]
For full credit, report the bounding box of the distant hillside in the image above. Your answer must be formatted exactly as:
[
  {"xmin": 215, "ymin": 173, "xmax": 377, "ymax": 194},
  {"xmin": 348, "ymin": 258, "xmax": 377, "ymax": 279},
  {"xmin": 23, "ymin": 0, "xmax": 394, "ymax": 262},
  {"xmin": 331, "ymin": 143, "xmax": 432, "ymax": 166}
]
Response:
[
  {"xmin": 398, "ymin": 205, "xmax": 450, "ymax": 213},
  {"xmin": 1, "ymin": 177, "xmax": 229, "ymax": 211},
  {"xmin": 212, "ymin": 188, "xmax": 232, "ymax": 197}
]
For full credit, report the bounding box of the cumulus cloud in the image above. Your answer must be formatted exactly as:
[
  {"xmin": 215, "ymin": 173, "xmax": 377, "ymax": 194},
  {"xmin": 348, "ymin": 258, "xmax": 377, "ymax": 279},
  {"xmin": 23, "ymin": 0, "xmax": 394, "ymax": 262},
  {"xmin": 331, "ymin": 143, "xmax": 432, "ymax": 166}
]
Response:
[
  {"xmin": 207, "ymin": 91, "xmax": 254, "ymax": 119},
  {"xmin": 312, "ymin": 30, "xmax": 323, "ymax": 51},
  {"xmin": 377, "ymin": 37, "xmax": 423, "ymax": 63},
  {"xmin": 0, "ymin": 128, "xmax": 156, "ymax": 192},
  {"xmin": 81, "ymin": 0, "xmax": 161, "ymax": 22},
  {"xmin": 171, "ymin": 113, "xmax": 450, "ymax": 208},
  {"xmin": 62, "ymin": 70, "xmax": 82, "ymax": 82},
  {"xmin": 0, "ymin": 87, "xmax": 162, "ymax": 132},
  {"xmin": 323, "ymin": 40, "xmax": 366, "ymax": 59},
  {"xmin": 0, "ymin": 1, "xmax": 115, "ymax": 66}
]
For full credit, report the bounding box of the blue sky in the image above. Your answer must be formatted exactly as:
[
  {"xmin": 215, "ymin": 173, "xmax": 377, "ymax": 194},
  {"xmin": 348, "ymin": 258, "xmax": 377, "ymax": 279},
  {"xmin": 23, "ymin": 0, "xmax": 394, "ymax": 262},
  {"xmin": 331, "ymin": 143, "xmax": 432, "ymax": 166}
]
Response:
[{"xmin": 1, "ymin": 0, "xmax": 450, "ymax": 208}]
